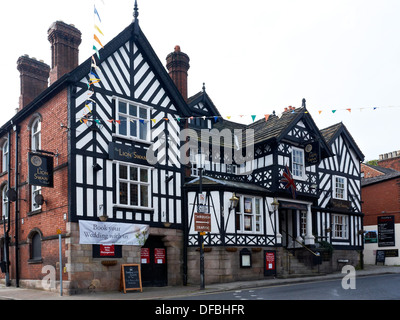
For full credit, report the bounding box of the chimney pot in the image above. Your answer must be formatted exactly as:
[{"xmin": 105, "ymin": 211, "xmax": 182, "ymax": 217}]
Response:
[
  {"xmin": 166, "ymin": 45, "xmax": 190, "ymax": 102},
  {"xmin": 17, "ymin": 55, "xmax": 50, "ymax": 110},
  {"xmin": 48, "ymin": 21, "xmax": 82, "ymax": 85}
]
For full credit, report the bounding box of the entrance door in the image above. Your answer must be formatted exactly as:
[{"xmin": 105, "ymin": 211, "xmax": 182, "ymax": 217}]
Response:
[
  {"xmin": 279, "ymin": 209, "xmax": 297, "ymax": 248},
  {"xmin": 141, "ymin": 236, "xmax": 168, "ymax": 287}
]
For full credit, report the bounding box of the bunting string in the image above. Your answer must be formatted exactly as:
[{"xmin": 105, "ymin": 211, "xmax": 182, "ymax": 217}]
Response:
[
  {"xmin": 80, "ymin": 0, "xmax": 105, "ymax": 127},
  {"xmin": 77, "ymin": 104, "xmax": 400, "ymax": 127}
]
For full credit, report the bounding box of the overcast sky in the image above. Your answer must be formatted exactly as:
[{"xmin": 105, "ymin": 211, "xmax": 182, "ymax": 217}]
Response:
[{"xmin": 1, "ymin": 0, "xmax": 400, "ymax": 161}]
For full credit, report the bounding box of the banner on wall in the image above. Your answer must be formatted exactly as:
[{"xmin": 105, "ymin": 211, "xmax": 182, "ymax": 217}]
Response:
[{"xmin": 79, "ymin": 220, "xmax": 149, "ymax": 246}]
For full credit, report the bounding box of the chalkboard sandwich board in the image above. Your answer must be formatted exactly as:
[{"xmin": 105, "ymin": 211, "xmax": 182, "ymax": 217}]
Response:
[
  {"xmin": 120, "ymin": 264, "xmax": 143, "ymax": 293},
  {"xmin": 376, "ymin": 250, "xmax": 385, "ymax": 265}
]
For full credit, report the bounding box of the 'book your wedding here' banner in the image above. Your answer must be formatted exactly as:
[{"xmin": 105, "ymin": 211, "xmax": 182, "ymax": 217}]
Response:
[{"xmin": 79, "ymin": 220, "xmax": 149, "ymax": 246}]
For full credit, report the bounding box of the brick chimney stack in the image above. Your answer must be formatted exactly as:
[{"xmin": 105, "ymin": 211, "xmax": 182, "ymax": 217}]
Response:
[
  {"xmin": 48, "ymin": 21, "xmax": 82, "ymax": 85},
  {"xmin": 17, "ymin": 55, "xmax": 50, "ymax": 110},
  {"xmin": 166, "ymin": 46, "xmax": 190, "ymax": 102}
]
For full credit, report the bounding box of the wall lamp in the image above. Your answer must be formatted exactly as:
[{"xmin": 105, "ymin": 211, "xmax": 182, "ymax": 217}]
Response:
[{"xmin": 229, "ymin": 193, "xmax": 239, "ymax": 210}]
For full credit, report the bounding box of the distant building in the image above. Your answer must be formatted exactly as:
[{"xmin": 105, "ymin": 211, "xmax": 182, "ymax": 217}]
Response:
[{"xmin": 361, "ymin": 157, "xmax": 400, "ymax": 265}]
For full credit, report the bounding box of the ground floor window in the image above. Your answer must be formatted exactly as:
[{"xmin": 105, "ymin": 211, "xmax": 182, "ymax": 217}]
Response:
[
  {"xmin": 332, "ymin": 214, "xmax": 348, "ymax": 239},
  {"xmin": 235, "ymin": 196, "xmax": 263, "ymax": 233}
]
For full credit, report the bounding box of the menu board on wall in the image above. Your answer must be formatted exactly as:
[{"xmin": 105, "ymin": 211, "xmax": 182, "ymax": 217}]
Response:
[{"xmin": 378, "ymin": 216, "xmax": 395, "ymax": 247}]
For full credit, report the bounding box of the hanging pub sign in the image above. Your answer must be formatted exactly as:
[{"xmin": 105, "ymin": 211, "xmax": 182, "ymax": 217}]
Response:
[
  {"xmin": 304, "ymin": 141, "xmax": 320, "ymax": 166},
  {"xmin": 108, "ymin": 142, "xmax": 148, "ymax": 166},
  {"xmin": 28, "ymin": 153, "xmax": 54, "ymax": 188}
]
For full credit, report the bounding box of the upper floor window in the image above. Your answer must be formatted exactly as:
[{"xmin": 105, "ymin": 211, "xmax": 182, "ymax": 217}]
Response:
[
  {"xmin": 1, "ymin": 140, "xmax": 8, "ymax": 173},
  {"xmin": 116, "ymin": 162, "xmax": 151, "ymax": 209},
  {"xmin": 116, "ymin": 99, "xmax": 150, "ymax": 142},
  {"xmin": 31, "ymin": 118, "xmax": 41, "ymax": 151},
  {"xmin": 333, "ymin": 175, "xmax": 347, "ymax": 200},
  {"xmin": 292, "ymin": 146, "xmax": 305, "ymax": 179}
]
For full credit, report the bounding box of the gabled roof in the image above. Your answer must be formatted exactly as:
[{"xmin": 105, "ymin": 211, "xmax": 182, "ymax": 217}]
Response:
[
  {"xmin": 187, "ymin": 88, "xmax": 221, "ymax": 117},
  {"xmin": 1, "ymin": 19, "xmax": 191, "ymax": 133},
  {"xmin": 320, "ymin": 122, "xmax": 365, "ymax": 161}
]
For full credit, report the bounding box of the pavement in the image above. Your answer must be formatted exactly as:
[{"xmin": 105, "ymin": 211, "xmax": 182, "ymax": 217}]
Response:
[{"xmin": 0, "ymin": 264, "xmax": 399, "ymax": 300}]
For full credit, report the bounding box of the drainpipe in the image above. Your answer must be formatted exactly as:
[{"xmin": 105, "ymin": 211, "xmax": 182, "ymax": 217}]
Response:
[
  {"xmin": 13, "ymin": 125, "xmax": 20, "ymax": 287},
  {"xmin": 4, "ymin": 130, "xmax": 12, "ymax": 286}
]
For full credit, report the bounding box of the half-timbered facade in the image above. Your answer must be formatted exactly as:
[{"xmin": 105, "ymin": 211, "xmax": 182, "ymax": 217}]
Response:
[{"xmin": 184, "ymin": 107, "xmax": 364, "ymax": 283}]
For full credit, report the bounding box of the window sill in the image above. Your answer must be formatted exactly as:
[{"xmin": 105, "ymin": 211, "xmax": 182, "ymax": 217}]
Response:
[
  {"xmin": 113, "ymin": 205, "xmax": 154, "ymax": 212},
  {"xmin": 28, "ymin": 209, "xmax": 42, "ymax": 217},
  {"xmin": 112, "ymin": 134, "xmax": 151, "ymax": 146},
  {"xmin": 28, "ymin": 258, "xmax": 43, "ymax": 265}
]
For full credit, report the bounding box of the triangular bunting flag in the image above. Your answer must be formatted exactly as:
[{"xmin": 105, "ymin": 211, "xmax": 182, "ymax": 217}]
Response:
[
  {"xmin": 251, "ymin": 115, "xmax": 256, "ymax": 122},
  {"xmin": 264, "ymin": 114, "xmax": 270, "ymax": 122}
]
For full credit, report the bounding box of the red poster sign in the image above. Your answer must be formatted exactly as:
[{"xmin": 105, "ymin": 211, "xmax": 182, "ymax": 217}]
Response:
[
  {"xmin": 264, "ymin": 251, "xmax": 276, "ymax": 276},
  {"xmin": 100, "ymin": 245, "xmax": 115, "ymax": 257},
  {"xmin": 154, "ymin": 248, "xmax": 166, "ymax": 264},
  {"xmin": 141, "ymin": 248, "xmax": 150, "ymax": 264}
]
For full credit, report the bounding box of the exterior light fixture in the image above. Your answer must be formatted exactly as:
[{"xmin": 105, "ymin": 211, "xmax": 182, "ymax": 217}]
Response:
[
  {"xmin": 98, "ymin": 205, "xmax": 108, "ymax": 222},
  {"xmin": 229, "ymin": 193, "xmax": 239, "ymax": 210},
  {"xmin": 271, "ymin": 198, "xmax": 279, "ymax": 212}
]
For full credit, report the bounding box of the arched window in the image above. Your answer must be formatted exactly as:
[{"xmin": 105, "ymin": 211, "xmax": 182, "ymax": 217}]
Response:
[
  {"xmin": 1, "ymin": 140, "xmax": 8, "ymax": 173},
  {"xmin": 29, "ymin": 230, "xmax": 42, "ymax": 262},
  {"xmin": 1, "ymin": 185, "xmax": 8, "ymax": 221},
  {"xmin": 31, "ymin": 118, "xmax": 41, "ymax": 151}
]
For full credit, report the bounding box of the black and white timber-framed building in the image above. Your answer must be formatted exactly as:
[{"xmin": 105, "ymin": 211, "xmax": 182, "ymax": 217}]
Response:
[{"xmin": 0, "ymin": 2, "xmax": 365, "ymax": 292}]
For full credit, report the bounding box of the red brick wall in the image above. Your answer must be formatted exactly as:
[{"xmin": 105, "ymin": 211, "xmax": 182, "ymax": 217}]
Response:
[
  {"xmin": 362, "ymin": 178, "xmax": 400, "ymax": 226},
  {"xmin": 378, "ymin": 157, "xmax": 400, "ymax": 172},
  {"xmin": 0, "ymin": 87, "xmax": 69, "ymax": 283}
]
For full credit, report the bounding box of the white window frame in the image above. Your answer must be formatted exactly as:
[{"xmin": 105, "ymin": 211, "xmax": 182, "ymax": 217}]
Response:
[
  {"xmin": 32, "ymin": 185, "xmax": 42, "ymax": 212},
  {"xmin": 332, "ymin": 214, "xmax": 349, "ymax": 239},
  {"xmin": 31, "ymin": 118, "xmax": 41, "ymax": 151},
  {"xmin": 235, "ymin": 195, "xmax": 263, "ymax": 234},
  {"xmin": 333, "ymin": 175, "xmax": 347, "ymax": 200},
  {"xmin": 291, "ymin": 146, "xmax": 305, "ymax": 180},
  {"xmin": 114, "ymin": 97, "xmax": 152, "ymax": 144},
  {"xmin": 2, "ymin": 140, "xmax": 8, "ymax": 173},
  {"xmin": 2, "ymin": 185, "xmax": 8, "ymax": 220},
  {"xmin": 115, "ymin": 162, "xmax": 152, "ymax": 210}
]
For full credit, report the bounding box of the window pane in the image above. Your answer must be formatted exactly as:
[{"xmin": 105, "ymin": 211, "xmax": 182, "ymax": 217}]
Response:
[
  {"xmin": 140, "ymin": 169, "xmax": 148, "ymax": 183},
  {"xmin": 139, "ymin": 121, "xmax": 147, "ymax": 140},
  {"xmin": 130, "ymin": 184, "xmax": 138, "ymax": 206},
  {"xmin": 119, "ymin": 165, "xmax": 128, "ymax": 179},
  {"xmin": 130, "ymin": 120, "xmax": 137, "ymax": 137},
  {"xmin": 119, "ymin": 101, "xmax": 127, "ymax": 114},
  {"xmin": 244, "ymin": 215, "xmax": 252, "ymax": 231},
  {"xmin": 119, "ymin": 182, "xmax": 128, "ymax": 205},
  {"xmin": 140, "ymin": 185, "xmax": 148, "ymax": 207},
  {"xmin": 139, "ymin": 107, "xmax": 147, "ymax": 119},
  {"xmin": 130, "ymin": 167, "xmax": 138, "ymax": 181},
  {"xmin": 129, "ymin": 104, "xmax": 137, "ymax": 117},
  {"xmin": 119, "ymin": 116, "xmax": 127, "ymax": 136}
]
